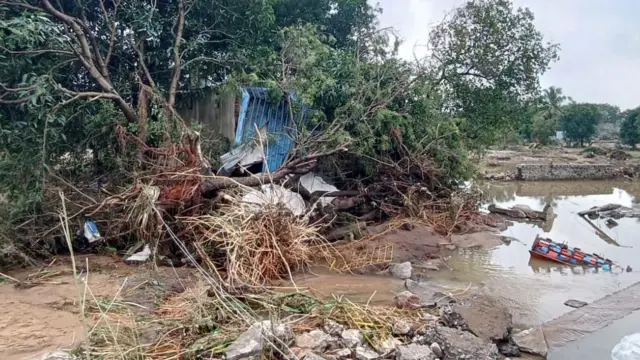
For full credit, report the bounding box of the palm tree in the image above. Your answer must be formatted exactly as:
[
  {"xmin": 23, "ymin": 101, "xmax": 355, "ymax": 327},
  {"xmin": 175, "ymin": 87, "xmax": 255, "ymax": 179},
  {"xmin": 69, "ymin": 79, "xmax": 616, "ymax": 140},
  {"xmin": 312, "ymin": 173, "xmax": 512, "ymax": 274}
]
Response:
[
  {"xmin": 531, "ymin": 87, "xmax": 567, "ymax": 143},
  {"xmin": 541, "ymin": 86, "xmax": 567, "ymax": 119}
]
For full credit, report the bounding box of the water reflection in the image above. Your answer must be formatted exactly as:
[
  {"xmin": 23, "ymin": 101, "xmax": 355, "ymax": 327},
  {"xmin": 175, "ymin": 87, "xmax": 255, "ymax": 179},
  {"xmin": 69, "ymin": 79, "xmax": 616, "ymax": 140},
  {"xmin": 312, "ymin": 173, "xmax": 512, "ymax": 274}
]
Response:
[{"xmin": 435, "ymin": 180, "xmax": 640, "ymax": 327}]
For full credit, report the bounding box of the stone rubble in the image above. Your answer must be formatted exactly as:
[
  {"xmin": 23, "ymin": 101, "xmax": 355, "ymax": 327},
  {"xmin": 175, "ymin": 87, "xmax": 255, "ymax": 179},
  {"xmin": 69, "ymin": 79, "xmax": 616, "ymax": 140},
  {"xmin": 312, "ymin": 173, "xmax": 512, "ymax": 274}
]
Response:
[
  {"xmin": 355, "ymin": 345, "xmax": 380, "ymax": 360},
  {"xmin": 303, "ymin": 353, "xmax": 328, "ymax": 360},
  {"xmin": 511, "ymin": 326, "xmax": 548, "ymax": 357},
  {"xmin": 394, "ymin": 290, "xmax": 422, "ymax": 309},
  {"xmin": 392, "ymin": 319, "xmax": 412, "ymax": 336},
  {"xmin": 225, "ymin": 321, "xmax": 292, "ymax": 360},
  {"xmin": 324, "ymin": 319, "xmax": 346, "ymax": 336},
  {"xmin": 390, "ymin": 262, "xmax": 413, "ymax": 279},
  {"xmin": 376, "ymin": 336, "xmax": 402, "ymax": 355},
  {"xmin": 421, "ymin": 326, "xmax": 500, "ymax": 360},
  {"xmin": 296, "ymin": 329, "xmax": 336, "ymax": 352},
  {"xmin": 395, "ymin": 344, "xmax": 437, "ymax": 360},
  {"xmin": 341, "ymin": 329, "xmax": 364, "ymax": 348},
  {"xmin": 429, "ymin": 342, "xmax": 443, "ymax": 358}
]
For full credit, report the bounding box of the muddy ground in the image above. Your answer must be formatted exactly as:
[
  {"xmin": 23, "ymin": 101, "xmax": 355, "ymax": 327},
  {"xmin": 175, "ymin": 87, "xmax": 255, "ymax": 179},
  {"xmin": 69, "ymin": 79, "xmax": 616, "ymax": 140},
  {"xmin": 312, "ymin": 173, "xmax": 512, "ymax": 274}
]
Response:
[
  {"xmin": 480, "ymin": 143, "xmax": 640, "ymax": 178},
  {"xmin": 0, "ymin": 256, "xmax": 202, "ymax": 360},
  {"xmin": 1, "ymin": 222, "xmax": 513, "ymax": 359}
]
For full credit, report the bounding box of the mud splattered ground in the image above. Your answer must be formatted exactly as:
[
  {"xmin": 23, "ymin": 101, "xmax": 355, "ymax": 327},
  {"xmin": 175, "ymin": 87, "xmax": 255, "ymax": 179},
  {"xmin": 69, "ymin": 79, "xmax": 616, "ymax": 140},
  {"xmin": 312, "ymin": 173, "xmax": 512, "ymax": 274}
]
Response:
[{"xmin": 0, "ymin": 256, "xmax": 199, "ymax": 360}]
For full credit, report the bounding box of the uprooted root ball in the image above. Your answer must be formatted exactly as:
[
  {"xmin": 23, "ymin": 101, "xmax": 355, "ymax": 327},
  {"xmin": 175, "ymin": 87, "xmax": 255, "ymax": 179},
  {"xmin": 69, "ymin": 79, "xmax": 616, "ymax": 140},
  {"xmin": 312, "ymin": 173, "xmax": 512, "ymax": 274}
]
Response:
[{"xmin": 187, "ymin": 200, "xmax": 327, "ymax": 287}]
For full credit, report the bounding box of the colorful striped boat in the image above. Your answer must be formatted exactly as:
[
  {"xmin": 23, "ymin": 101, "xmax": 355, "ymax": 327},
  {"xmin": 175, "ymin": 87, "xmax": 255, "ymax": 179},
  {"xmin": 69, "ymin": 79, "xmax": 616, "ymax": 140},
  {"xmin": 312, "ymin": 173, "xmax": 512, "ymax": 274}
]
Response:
[{"xmin": 530, "ymin": 235, "xmax": 614, "ymax": 270}]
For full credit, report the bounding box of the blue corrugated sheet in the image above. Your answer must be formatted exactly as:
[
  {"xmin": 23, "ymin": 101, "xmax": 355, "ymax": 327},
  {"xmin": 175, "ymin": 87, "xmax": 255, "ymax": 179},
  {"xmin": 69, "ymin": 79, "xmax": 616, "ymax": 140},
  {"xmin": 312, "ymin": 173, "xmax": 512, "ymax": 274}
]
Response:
[{"xmin": 235, "ymin": 87, "xmax": 309, "ymax": 172}]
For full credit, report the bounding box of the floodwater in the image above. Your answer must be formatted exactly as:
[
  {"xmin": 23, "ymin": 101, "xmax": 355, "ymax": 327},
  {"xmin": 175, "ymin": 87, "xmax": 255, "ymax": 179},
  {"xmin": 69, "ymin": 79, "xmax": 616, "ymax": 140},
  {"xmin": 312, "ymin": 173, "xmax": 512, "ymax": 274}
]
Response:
[{"xmin": 437, "ymin": 180, "xmax": 640, "ymax": 328}]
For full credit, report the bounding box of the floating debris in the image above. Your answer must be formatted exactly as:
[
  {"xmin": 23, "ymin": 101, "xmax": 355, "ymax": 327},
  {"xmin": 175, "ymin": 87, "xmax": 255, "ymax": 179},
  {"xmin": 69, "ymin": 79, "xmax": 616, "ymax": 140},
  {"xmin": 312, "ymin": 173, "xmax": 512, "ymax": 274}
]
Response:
[
  {"xmin": 530, "ymin": 235, "xmax": 614, "ymax": 269},
  {"xmin": 564, "ymin": 299, "xmax": 588, "ymax": 309}
]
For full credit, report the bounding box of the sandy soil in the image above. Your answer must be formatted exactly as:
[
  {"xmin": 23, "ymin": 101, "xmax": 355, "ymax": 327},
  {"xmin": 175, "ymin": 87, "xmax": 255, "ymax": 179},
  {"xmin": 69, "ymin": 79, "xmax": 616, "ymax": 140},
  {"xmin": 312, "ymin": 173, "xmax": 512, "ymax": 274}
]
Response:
[
  {"xmin": 363, "ymin": 224, "xmax": 443, "ymax": 263},
  {"xmin": 0, "ymin": 270, "xmax": 119, "ymax": 360},
  {"xmin": 0, "ymin": 255, "xmax": 199, "ymax": 360}
]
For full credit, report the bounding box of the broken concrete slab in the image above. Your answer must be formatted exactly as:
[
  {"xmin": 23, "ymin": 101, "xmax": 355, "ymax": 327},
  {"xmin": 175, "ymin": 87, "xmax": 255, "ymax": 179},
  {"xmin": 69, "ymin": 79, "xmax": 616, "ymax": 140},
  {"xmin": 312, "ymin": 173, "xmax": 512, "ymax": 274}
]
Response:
[
  {"xmin": 395, "ymin": 344, "xmax": 436, "ymax": 360},
  {"xmin": 448, "ymin": 294, "xmax": 512, "ymax": 341},
  {"xmin": 512, "ymin": 326, "xmax": 548, "ymax": 357}
]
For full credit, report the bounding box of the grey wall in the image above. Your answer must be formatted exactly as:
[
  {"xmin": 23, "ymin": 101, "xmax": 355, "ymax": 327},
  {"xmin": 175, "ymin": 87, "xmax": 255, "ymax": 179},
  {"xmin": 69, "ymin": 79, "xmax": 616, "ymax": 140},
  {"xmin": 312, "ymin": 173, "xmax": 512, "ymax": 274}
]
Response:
[
  {"xmin": 516, "ymin": 164, "xmax": 615, "ymax": 180},
  {"xmin": 178, "ymin": 91, "xmax": 236, "ymax": 143}
]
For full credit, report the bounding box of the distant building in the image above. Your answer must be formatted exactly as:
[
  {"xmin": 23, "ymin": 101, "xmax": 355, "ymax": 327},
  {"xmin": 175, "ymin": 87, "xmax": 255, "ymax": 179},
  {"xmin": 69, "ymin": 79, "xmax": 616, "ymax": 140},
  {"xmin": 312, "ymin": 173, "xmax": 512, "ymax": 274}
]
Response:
[{"xmin": 553, "ymin": 131, "xmax": 565, "ymax": 140}]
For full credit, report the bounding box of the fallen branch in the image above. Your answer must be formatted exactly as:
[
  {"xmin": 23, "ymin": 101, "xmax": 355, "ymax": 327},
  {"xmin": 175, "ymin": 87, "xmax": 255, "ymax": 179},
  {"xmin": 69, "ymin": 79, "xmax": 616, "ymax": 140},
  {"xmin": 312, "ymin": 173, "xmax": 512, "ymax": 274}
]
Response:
[
  {"xmin": 200, "ymin": 147, "xmax": 347, "ymax": 196},
  {"xmin": 325, "ymin": 222, "xmax": 367, "ymax": 242},
  {"xmin": 488, "ymin": 204, "xmax": 550, "ymax": 221}
]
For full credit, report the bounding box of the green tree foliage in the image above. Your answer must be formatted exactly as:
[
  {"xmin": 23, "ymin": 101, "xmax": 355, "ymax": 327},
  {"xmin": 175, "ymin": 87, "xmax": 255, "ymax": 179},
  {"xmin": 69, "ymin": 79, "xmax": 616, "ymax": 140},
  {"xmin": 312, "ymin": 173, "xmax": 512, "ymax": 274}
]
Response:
[
  {"xmin": 428, "ymin": 0, "xmax": 559, "ymax": 147},
  {"xmin": 0, "ymin": 0, "xmax": 557, "ymax": 215},
  {"xmin": 560, "ymin": 103, "xmax": 602, "ymax": 147},
  {"xmin": 528, "ymin": 86, "xmax": 565, "ymax": 143},
  {"xmin": 620, "ymin": 108, "xmax": 640, "ymax": 148},
  {"xmin": 540, "ymin": 86, "xmax": 566, "ymax": 119}
]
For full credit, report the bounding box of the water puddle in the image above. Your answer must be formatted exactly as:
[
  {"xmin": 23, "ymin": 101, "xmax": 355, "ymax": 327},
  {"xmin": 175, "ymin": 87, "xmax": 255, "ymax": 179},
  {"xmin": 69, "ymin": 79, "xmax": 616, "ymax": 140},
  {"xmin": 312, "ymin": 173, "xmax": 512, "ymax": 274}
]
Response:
[{"xmin": 435, "ymin": 180, "xmax": 640, "ymax": 328}]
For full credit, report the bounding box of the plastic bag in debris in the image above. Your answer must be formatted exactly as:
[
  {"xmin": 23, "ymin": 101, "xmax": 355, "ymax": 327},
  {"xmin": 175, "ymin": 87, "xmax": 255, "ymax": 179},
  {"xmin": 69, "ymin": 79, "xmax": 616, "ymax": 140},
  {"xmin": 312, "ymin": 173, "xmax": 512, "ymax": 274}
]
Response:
[
  {"xmin": 83, "ymin": 220, "xmax": 102, "ymax": 243},
  {"xmin": 125, "ymin": 244, "xmax": 151, "ymax": 263},
  {"xmin": 299, "ymin": 172, "xmax": 338, "ymax": 207},
  {"xmin": 242, "ymin": 184, "xmax": 306, "ymax": 216},
  {"xmin": 612, "ymin": 333, "xmax": 640, "ymax": 360}
]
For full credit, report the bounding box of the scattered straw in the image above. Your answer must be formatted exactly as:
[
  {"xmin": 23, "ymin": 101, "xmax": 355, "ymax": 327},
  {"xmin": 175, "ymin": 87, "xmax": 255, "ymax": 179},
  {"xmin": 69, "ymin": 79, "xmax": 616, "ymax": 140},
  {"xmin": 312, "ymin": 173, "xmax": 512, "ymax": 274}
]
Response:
[{"xmin": 185, "ymin": 190, "xmax": 329, "ymax": 287}]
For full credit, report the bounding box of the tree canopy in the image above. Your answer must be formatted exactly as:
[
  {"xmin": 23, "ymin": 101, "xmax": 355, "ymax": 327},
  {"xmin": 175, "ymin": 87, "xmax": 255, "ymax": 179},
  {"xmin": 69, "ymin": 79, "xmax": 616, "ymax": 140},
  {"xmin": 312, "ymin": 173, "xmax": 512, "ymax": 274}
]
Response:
[
  {"xmin": 620, "ymin": 108, "xmax": 640, "ymax": 148},
  {"xmin": 560, "ymin": 103, "xmax": 602, "ymax": 147},
  {"xmin": 0, "ymin": 0, "xmax": 560, "ymax": 214}
]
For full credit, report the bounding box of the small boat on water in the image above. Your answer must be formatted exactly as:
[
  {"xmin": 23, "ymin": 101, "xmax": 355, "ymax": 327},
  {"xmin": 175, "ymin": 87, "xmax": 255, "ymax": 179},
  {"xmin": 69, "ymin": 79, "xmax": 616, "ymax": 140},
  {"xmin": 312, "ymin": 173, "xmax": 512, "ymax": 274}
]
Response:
[{"xmin": 530, "ymin": 235, "xmax": 614, "ymax": 270}]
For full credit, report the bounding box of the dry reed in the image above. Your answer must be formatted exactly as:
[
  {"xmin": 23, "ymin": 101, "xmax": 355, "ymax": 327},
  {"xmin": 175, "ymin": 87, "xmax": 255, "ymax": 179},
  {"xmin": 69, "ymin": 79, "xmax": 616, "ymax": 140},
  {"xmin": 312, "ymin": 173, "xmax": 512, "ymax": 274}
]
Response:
[{"xmin": 185, "ymin": 190, "xmax": 328, "ymax": 287}]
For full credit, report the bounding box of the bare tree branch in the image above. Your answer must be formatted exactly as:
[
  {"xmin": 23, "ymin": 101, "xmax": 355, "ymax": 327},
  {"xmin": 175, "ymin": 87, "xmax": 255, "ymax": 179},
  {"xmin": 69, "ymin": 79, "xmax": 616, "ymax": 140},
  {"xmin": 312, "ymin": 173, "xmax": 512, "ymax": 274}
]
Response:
[
  {"xmin": 168, "ymin": 0, "xmax": 186, "ymax": 108},
  {"xmin": 98, "ymin": 0, "xmax": 121, "ymax": 68},
  {"xmin": 0, "ymin": 45, "xmax": 74, "ymax": 56},
  {"xmin": 38, "ymin": 0, "xmax": 138, "ymax": 123}
]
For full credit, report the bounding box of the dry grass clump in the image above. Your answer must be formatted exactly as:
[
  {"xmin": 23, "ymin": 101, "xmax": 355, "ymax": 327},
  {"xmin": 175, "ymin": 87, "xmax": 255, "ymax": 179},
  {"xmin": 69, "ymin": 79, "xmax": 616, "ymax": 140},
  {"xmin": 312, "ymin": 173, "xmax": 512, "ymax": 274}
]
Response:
[{"xmin": 186, "ymin": 193, "xmax": 328, "ymax": 287}]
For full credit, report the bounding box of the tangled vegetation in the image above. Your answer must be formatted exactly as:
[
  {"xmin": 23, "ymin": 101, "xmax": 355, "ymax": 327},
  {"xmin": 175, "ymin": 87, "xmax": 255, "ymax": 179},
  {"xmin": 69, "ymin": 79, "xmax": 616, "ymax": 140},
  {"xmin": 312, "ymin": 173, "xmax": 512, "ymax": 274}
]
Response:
[{"xmin": 2, "ymin": 0, "xmax": 634, "ymax": 267}]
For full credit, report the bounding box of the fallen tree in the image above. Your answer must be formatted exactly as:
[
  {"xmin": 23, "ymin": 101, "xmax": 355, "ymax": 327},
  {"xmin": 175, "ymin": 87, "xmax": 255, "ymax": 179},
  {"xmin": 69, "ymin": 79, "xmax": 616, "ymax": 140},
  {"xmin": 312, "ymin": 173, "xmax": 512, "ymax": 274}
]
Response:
[
  {"xmin": 488, "ymin": 204, "xmax": 550, "ymax": 221},
  {"xmin": 200, "ymin": 147, "xmax": 348, "ymax": 196}
]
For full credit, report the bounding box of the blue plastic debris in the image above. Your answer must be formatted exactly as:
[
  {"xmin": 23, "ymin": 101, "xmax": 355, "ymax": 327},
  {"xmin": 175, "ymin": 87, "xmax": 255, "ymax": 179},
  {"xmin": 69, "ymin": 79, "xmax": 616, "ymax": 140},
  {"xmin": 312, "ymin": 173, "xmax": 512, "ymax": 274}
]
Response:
[
  {"xmin": 234, "ymin": 87, "xmax": 309, "ymax": 172},
  {"xmin": 83, "ymin": 220, "xmax": 102, "ymax": 243}
]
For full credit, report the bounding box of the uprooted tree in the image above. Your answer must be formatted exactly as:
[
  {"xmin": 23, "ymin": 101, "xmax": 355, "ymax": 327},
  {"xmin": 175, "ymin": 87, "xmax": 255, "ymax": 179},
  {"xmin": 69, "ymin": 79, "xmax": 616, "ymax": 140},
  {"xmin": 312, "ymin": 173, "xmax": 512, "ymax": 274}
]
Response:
[{"xmin": 0, "ymin": 0, "xmax": 559, "ymax": 265}]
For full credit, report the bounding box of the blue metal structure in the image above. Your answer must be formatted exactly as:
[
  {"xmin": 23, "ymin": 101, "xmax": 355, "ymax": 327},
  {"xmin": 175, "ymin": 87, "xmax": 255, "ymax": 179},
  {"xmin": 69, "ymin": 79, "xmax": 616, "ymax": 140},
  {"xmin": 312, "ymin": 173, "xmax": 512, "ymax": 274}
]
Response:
[{"xmin": 235, "ymin": 87, "xmax": 309, "ymax": 172}]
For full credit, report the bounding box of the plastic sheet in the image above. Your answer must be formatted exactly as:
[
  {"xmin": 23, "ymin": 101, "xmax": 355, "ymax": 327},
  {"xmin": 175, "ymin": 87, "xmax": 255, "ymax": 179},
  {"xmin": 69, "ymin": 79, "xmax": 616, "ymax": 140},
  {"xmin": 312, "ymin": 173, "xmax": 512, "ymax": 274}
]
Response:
[
  {"xmin": 612, "ymin": 333, "xmax": 640, "ymax": 360},
  {"xmin": 242, "ymin": 184, "xmax": 306, "ymax": 216}
]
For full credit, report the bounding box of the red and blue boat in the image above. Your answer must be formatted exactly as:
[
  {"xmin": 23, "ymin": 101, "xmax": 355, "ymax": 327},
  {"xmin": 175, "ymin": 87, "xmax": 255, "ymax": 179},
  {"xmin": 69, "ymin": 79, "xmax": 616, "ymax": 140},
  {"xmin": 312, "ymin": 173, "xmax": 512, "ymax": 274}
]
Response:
[{"xmin": 530, "ymin": 235, "xmax": 614, "ymax": 270}]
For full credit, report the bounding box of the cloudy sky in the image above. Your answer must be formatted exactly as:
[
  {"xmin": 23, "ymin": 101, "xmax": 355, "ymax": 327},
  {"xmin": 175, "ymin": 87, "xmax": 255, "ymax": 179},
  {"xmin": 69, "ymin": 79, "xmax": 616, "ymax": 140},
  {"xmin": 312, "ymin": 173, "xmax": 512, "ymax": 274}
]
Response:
[{"xmin": 372, "ymin": 0, "xmax": 640, "ymax": 110}]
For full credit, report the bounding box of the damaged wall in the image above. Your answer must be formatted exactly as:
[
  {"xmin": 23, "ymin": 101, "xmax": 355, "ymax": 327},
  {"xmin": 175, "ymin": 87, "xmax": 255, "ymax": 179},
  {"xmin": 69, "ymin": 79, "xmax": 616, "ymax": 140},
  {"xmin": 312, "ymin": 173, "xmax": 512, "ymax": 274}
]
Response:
[
  {"xmin": 178, "ymin": 91, "xmax": 236, "ymax": 142},
  {"xmin": 516, "ymin": 164, "xmax": 615, "ymax": 181}
]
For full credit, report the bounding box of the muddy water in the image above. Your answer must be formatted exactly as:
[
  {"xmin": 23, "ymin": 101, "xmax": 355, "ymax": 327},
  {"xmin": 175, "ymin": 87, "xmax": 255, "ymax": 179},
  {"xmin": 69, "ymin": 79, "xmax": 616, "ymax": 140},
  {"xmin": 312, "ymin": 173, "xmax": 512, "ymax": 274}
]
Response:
[{"xmin": 437, "ymin": 180, "xmax": 640, "ymax": 328}]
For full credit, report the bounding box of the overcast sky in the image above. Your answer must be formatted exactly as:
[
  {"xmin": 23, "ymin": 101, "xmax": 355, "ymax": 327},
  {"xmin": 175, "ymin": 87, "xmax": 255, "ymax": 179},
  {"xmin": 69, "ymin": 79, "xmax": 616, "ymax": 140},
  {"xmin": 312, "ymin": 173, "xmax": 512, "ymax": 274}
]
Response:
[{"xmin": 372, "ymin": 0, "xmax": 640, "ymax": 110}]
